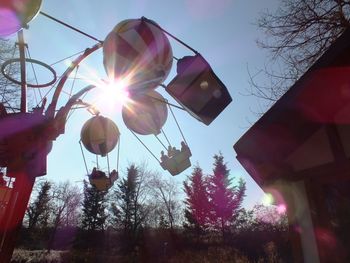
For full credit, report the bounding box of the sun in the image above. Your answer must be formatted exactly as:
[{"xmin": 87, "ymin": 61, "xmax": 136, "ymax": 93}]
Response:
[{"xmin": 94, "ymin": 78, "xmax": 131, "ymax": 112}]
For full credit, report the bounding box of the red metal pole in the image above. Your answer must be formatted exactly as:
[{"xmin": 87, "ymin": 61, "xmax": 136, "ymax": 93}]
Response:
[
  {"xmin": 0, "ymin": 166, "xmax": 36, "ymax": 262},
  {"xmin": 0, "ymin": 29, "xmax": 32, "ymax": 262}
]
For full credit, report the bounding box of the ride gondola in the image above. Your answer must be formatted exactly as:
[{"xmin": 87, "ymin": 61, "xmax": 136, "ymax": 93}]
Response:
[
  {"xmin": 80, "ymin": 115, "xmax": 120, "ymax": 191},
  {"xmin": 103, "ymin": 18, "xmax": 193, "ymax": 176}
]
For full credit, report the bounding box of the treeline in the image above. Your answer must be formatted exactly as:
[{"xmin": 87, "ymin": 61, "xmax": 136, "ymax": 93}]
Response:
[{"xmin": 16, "ymin": 153, "xmax": 291, "ymax": 262}]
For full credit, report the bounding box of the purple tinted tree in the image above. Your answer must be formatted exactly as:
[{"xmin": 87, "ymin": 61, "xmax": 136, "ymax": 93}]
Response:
[
  {"xmin": 207, "ymin": 153, "xmax": 246, "ymax": 240},
  {"xmin": 183, "ymin": 166, "xmax": 210, "ymax": 238}
]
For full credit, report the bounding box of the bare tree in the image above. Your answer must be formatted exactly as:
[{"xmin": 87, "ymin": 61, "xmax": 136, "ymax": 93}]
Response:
[
  {"xmin": 47, "ymin": 181, "xmax": 82, "ymax": 251},
  {"xmin": 50, "ymin": 181, "xmax": 82, "ymax": 228},
  {"xmin": 249, "ymin": 0, "xmax": 350, "ymax": 104},
  {"xmin": 147, "ymin": 172, "xmax": 182, "ymax": 230},
  {"xmin": 0, "ymin": 39, "xmax": 20, "ymax": 111}
]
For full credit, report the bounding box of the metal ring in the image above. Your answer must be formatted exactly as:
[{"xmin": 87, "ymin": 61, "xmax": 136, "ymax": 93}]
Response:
[{"xmin": 1, "ymin": 58, "xmax": 57, "ymax": 88}]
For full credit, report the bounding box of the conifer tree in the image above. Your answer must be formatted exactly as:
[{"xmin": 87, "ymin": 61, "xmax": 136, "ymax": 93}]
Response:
[
  {"xmin": 81, "ymin": 181, "xmax": 108, "ymax": 231},
  {"xmin": 183, "ymin": 166, "xmax": 210, "ymax": 236},
  {"xmin": 27, "ymin": 181, "xmax": 52, "ymax": 230},
  {"xmin": 207, "ymin": 153, "xmax": 246, "ymax": 239},
  {"xmin": 114, "ymin": 164, "xmax": 146, "ymax": 243},
  {"xmin": 25, "ymin": 181, "xmax": 52, "ymax": 248}
]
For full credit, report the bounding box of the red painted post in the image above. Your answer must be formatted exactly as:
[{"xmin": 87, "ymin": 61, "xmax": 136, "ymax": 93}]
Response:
[{"xmin": 0, "ymin": 167, "xmax": 36, "ymax": 262}]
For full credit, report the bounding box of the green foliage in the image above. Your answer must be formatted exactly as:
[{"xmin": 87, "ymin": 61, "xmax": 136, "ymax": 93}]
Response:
[{"xmin": 81, "ymin": 181, "xmax": 108, "ymax": 231}]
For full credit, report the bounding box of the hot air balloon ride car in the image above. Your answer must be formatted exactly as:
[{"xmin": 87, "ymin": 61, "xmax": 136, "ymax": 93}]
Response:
[
  {"xmin": 122, "ymin": 90, "xmax": 168, "ymax": 135},
  {"xmin": 0, "ymin": 0, "xmax": 42, "ymax": 37},
  {"xmin": 122, "ymin": 90, "xmax": 192, "ymax": 176},
  {"xmin": 160, "ymin": 141, "xmax": 192, "ymax": 176},
  {"xmin": 103, "ymin": 18, "xmax": 173, "ymax": 95},
  {"xmin": 80, "ymin": 115, "xmax": 120, "ymax": 191}
]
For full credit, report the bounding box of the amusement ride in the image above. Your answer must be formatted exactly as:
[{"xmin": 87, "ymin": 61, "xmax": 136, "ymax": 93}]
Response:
[{"xmin": 0, "ymin": 0, "xmax": 232, "ymax": 261}]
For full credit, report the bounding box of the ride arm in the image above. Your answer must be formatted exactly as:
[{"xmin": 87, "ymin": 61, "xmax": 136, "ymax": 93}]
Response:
[
  {"xmin": 45, "ymin": 43, "xmax": 102, "ymax": 119},
  {"xmin": 51, "ymin": 85, "xmax": 96, "ymax": 137}
]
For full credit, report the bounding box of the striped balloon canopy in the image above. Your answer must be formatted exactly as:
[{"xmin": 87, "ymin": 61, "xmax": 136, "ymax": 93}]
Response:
[
  {"xmin": 103, "ymin": 18, "xmax": 173, "ymax": 94},
  {"xmin": 122, "ymin": 90, "xmax": 168, "ymax": 135},
  {"xmin": 80, "ymin": 116, "xmax": 120, "ymax": 156},
  {"xmin": 0, "ymin": 0, "xmax": 42, "ymax": 37}
]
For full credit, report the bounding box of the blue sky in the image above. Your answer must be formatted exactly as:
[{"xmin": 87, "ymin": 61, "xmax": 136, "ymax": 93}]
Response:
[{"xmin": 5, "ymin": 0, "xmax": 279, "ymax": 208}]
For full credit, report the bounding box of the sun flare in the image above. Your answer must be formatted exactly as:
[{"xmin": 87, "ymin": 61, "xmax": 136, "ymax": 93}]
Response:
[{"xmin": 95, "ymin": 78, "xmax": 131, "ymax": 112}]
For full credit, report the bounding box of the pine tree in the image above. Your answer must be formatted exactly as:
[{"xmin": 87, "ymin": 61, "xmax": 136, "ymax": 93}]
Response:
[
  {"xmin": 115, "ymin": 164, "xmax": 145, "ymax": 244},
  {"xmin": 183, "ymin": 166, "xmax": 210, "ymax": 236},
  {"xmin": 207, "ymin": 153, "xmax": 246, "ymax": 239},
  {"xmin": 81, "ymin": 181, "xmax": 108, "ymax": 231},
  {"xmin": 25, "ymin": 181, "xmax": 52, "ymax": 248},
  {"xmin": 27, "ymin": 181, "xmax": 52, "ymax": 230}
]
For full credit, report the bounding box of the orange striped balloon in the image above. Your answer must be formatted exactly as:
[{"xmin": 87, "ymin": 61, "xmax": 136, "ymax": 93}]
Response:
[
  {"xmin": 80, "ymin": 116, "xmax": 120, "ymax": 156},
  {"xmin": 122, "ymin": 90, "xmax": 168, "ymax": 135},
  {"xmin": 103, "ymin": 18, "xmax": 173, "ymax": 94}
]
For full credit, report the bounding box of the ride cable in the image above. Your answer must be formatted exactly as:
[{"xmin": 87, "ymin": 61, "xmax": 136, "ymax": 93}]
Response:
[
  {"xmin": 25, "ymin": 46, "xmax": 43, "ymax": 106},
  {"xmin": 168, "ymin": 102, "xmax": 188, "ymax": 146},
  {"xmin": 141, "ymin": 17, "xmax": 198, "ymax": 55},
  {"xmin": 129, "ymin": 129, "xmax": 161, "ymax": 164},
  {"xmin": 79, "ymin": 140, "xmax": 89, "ymax": 175},
  {"xmin": 116, "ymin": 136, "xmax": 120, "ymax": 172},
  {"xmin": 160, "ymin": 128, "xmax": 172, "ymax": 148},
  {"xmin": 155, "ymin": 133, "xmax": 168, "ymax": 151},
  {"xmin": 39, "ymin": 12, "xmax": 103, "ymax": 44}
]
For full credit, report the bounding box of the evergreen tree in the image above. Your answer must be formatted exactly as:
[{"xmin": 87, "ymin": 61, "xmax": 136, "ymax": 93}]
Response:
[
  {"xmin": 158, "ymin": 214, "xmax": 170, "ymax": 230},
  {"xmin": 25, "ymin": 181, "xmax": 52, "ymax": 248},
  {"xmin": 207, "ymin": 153, "xmax": 246, "ymax": 239},
  {"xmin": 115, "ymin": 164, "xmax": 145, "ymax": 243},
  {"xmin": 183, "ymin": 166, "xmax": 210, "ymax": 236},
  {"xmin": 27, "ymin": 181, "xmax": 52, "ymax": 230},
  {"xmin": 108, "ymin": 202, "xmax": 121, "ymax": 229},
  {"xmin": 81, "ymin": 181, "xmax": 108, "ymax": 231}
]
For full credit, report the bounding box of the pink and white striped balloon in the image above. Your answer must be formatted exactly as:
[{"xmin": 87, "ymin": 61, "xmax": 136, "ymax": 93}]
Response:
[{"xmin": 103, "ymin": 18, "xmax": 173, "ymax": 94}]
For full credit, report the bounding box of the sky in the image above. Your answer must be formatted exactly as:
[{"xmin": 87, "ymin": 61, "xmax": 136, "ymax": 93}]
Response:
[{"xmin": 3, "ymin": 0, "xmax": 279, "ymax": 208}]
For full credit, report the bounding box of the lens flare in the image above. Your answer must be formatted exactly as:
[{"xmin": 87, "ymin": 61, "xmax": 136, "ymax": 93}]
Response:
[
  {"xmin": 277, "ymin": 204, "xmax": 287, "ymax": 214},
  {"xmin": 262, "ymin": 193, "xmax": 274, "ymax": 206},
  {"xmin": 97, "ymin": 79, "xmax": 130, "ymax": 107}
]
